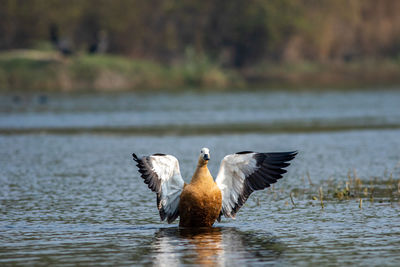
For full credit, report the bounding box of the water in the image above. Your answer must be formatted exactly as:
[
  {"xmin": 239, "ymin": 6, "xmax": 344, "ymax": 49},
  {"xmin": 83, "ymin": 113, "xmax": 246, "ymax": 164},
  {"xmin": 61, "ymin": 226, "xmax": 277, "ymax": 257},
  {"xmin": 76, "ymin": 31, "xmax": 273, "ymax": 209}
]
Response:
[
  {"xmin": 1, "ymin": 90, "xmax": 400, "ymax": 266},
  {"xmin": 1, "ymin": 90, "xmax": 400, "ymax": 133}
]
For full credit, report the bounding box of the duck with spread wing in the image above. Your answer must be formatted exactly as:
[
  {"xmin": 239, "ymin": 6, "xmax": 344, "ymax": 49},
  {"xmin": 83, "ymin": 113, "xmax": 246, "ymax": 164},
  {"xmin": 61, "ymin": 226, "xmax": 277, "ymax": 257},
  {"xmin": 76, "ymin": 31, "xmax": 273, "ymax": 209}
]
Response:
[{"xmin": 132, "ymin": 148, "xmax": 297, "ymax": 227}]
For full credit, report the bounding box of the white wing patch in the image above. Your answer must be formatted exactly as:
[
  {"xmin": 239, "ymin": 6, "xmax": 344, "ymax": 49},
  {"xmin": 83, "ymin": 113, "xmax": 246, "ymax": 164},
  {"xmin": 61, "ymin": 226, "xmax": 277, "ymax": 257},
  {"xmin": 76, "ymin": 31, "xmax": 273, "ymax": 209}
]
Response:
[
  {"xmin": 216, "ymin": 151, "xmax": 297, "ymax": 219},
  {"xmin": 133, "ymin": 153, "xmax": 185, "ymax": 223},
  {"xmin": 216, "ymin": 153, "xmax": 258, "ymax": 218}
]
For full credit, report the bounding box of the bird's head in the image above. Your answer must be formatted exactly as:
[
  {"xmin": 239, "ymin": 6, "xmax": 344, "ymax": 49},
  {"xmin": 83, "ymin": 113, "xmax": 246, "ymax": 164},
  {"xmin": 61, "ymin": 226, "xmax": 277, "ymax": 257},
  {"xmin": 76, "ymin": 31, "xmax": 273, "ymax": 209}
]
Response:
[{"xmin": 199, "ymin": 147, "xmax": 210, "ymax": 163}]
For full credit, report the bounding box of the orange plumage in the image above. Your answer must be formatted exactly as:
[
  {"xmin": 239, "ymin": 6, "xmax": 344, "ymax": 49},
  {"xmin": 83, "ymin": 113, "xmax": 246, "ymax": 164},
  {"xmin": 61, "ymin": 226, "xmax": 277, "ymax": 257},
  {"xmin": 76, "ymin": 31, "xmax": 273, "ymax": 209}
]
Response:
[{"xmin": 179, "ymin": 157, "xmax": 222, "ymax": 227}]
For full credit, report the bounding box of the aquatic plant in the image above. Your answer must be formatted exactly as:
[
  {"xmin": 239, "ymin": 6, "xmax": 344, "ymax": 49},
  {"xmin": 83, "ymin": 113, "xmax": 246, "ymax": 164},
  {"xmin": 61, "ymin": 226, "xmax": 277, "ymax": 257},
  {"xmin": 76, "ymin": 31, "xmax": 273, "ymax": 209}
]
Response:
[{"xmin": 277, "ymin": 166, "xmax": 400, "ymax": 209}]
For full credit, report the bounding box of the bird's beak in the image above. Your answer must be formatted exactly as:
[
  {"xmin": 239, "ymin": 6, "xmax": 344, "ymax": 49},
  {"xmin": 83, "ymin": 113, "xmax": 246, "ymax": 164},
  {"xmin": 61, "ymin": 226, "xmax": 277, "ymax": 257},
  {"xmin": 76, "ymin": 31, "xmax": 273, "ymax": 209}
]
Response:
[{"xmin": 203, "ymin": 154, "xmax": 210, "ymax": 161}]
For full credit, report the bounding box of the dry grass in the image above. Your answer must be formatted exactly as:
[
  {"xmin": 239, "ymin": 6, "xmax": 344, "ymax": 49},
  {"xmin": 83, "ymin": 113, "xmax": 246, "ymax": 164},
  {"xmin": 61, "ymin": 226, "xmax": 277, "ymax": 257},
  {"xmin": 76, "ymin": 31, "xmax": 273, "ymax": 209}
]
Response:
[{"xmin": 274, "ymin": 167, "xmax": 400, "ymax": 209}]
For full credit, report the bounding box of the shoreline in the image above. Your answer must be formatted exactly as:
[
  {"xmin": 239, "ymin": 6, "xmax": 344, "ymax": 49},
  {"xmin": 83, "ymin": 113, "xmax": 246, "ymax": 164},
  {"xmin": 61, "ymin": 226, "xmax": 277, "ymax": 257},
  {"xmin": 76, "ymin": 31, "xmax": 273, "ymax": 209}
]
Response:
[{"xmin": 1, "ymin": 50, "xmax": 400, "ymax": 92}]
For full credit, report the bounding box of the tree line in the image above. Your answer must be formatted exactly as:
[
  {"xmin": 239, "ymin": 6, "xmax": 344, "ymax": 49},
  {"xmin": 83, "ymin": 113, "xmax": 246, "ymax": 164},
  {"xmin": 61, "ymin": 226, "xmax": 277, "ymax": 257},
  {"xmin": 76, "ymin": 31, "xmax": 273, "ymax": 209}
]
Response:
[{"xmin": 1, "ymin": 0, "xmax": 400, "ymax": 67}]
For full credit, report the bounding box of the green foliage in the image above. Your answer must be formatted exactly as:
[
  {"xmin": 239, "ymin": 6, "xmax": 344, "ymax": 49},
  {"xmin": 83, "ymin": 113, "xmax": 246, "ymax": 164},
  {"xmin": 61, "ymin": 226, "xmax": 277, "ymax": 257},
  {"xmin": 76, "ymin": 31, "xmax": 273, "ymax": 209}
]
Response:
[
  {"xmin": 2, "ymin": 49, "xmax": 400, "ymax": 92},
  {"xmin": 2, "ymin": 0, "xmax": 399, "ymax": 66},
  {"xmin": 32, "ymin": 41, "xmax": 56, "ymax": 52},
  {"xmin": 0, "ymin": 50, "xmax": 236, "ymax": 91},
  {"xmin": 178, "ymin": 47, "xmax": 214, "ymax": 86},
  {"xmin": 0, "ymin": 56, "xmax": 59, "ymax": 91}
]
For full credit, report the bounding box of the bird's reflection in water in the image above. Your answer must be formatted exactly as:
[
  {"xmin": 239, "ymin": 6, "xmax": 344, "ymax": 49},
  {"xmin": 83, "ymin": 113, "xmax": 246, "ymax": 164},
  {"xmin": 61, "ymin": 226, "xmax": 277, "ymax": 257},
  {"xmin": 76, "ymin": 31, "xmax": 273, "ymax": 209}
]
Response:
[{"xmin": 151, "ymin": 227, "xmax": 284, "ymax": 266}]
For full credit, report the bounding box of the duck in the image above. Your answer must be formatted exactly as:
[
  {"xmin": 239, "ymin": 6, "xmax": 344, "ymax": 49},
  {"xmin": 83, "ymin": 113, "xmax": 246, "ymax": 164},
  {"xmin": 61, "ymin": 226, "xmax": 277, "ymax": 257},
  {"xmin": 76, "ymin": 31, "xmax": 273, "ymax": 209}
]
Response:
[{"xmin": 132, "ymin": 148, "xmax": 297, "ymax": 227}]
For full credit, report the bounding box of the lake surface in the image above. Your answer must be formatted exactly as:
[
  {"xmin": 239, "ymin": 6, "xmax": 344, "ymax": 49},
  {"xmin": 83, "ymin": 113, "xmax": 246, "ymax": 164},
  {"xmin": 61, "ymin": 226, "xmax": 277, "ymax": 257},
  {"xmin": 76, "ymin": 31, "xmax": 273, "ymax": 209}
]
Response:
[{"xmin": 1, "ymin": 90, "xmax": 400, "ymax": 266}]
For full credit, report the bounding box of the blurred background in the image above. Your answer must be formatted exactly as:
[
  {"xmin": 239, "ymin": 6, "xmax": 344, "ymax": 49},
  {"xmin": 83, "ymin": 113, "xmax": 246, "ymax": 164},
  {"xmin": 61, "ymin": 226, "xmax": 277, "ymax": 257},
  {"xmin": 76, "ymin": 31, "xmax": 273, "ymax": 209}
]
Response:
[
  {"xmin": 1, "ymin": 1, "xmax": 400, "ymax": 266},
  {"xmin": 1, "ymin": 0, "xmax": 400, "ymax": 91}
]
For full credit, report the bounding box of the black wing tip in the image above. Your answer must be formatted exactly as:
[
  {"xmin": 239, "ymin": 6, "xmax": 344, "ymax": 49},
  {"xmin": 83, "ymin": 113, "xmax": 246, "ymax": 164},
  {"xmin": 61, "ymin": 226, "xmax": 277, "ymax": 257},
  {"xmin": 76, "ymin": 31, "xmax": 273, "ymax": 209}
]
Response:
[
  {"xmin": 263, "ymin": 150, "xmax": 297, "ymax": 154},
  {"xmin": 268, "ymin": 150, "xmax": 298, "ymax": 156},
  {"xmin": 152, "ymin": 153, "xmax": 167, "ymax": 156},
  {"xmin": 284, "ymin": 150, "xmax": 298, "ymax": 160},
  {"xmin": 132, "ymin": 153, "xmax": 139, "ymax": 161},
  {"xmin": 263, "ymin": 150, "xmax": 298, "ymax": 161},
  {"xmin": 287, "ymin": 151, "xmax": 298, "ymax": 161},
  {"xmin": 159, "ymin": 209, "xmax": 166, "ymax": 221},
  {"xmin": 235, "ymin": 150, "xmax": 298, "ymax": 157},
  {"xmin": 133, "ymin": 152, "xmax": 168, "ymax": 160}
]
